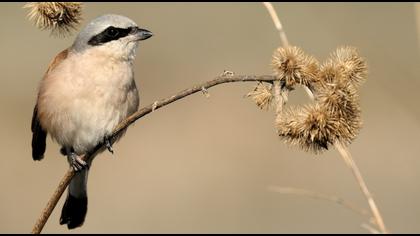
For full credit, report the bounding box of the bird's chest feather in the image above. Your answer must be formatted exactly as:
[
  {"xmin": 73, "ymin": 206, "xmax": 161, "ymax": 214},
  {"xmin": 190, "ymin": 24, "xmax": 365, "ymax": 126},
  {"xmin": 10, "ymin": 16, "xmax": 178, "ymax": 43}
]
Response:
[{"xmin": 38, "ymin": 52, "xmax": 139, "ymax": 152}]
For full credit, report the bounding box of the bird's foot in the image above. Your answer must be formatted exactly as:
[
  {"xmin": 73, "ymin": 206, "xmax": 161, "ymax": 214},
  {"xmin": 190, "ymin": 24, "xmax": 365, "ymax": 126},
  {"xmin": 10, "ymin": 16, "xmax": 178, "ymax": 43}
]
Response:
[
  {"xmin": 68, "ymin": 153, "xmax": 87, "ymax": 172},
  {"xmin": 105, "ymin": 138, "xmax": 114, "ymax": 154}
]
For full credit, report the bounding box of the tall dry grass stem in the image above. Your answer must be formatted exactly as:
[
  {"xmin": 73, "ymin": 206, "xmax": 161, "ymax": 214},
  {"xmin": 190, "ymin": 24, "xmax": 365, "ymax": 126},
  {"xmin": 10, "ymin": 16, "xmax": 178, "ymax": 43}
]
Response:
[{"xmin": 262, "ymin": 2, "xmax": 388, "ymax": 233}]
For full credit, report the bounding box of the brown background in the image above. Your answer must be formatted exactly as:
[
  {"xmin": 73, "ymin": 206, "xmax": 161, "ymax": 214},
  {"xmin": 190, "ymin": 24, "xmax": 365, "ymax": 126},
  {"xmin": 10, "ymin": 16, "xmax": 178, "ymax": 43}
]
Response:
[{"xmin": 1, "ymin": 2, "xmax": 419, "ymax": 233}]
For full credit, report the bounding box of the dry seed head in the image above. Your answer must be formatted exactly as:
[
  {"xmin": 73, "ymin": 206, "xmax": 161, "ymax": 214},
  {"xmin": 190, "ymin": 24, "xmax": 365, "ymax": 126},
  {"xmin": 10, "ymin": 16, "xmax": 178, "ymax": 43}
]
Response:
[
  {"xmin": 24, "ymin": 2, "xmax": 83, "ymax": 37},
  {"xmin": 276, "ymin": 104, "xmax": 340, "ymax": 154},
  {"xmin": 274, "ymin": 46, "xmax": 366, "ymax": 153},
  {"xmin": 316, "ymin": 82, "xmax": 363, "ymax": 145},
  {"xmin": 330, "ymin": 46, "xmax": 368, "ymax": 88},
  {"xmin": 271, "ymin": 46, "xmax": 320, "ymax": 90},
  {"xmin": 276, "ymin": 83, "xmax": 363, "ymax": 153},
  {"xmin": 335, "ymin": 114, "xmax": 362, "ymax": 146},
  {"xmin": 318, "ymin": 59, "xmax": 344, "ymax": 86},
  {"xmin": 316, "ymin": 82, "xmax": 360, "ymax": 120},
  {"xmin": 246, "ymin": 83, "xmax": 274, "ymax": 110}
]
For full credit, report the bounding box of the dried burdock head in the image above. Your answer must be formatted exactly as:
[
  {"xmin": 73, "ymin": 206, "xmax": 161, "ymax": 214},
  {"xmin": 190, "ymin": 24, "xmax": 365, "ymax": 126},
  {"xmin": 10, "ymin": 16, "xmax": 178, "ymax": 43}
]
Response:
[
  {"xmin": 274, "ymin": 46, "xmax": 366, "ymax": 154},
  {"xmin": 271, "ymin": 46, "xmax": 320, "ymax": 90},
  {"xmin": 246, "ymin": 82, "xmax": 274, "ymax": 110},
  {"xmin": 330, "ymin": 46, "xmax": 368, "ymax": 88},
  {"xmin": 316, "ymin": 82, "xmax": 363, "ymax": 145},
  {"xmin": 318, "ymin": 60, "xmax": 343, "ymax": 86},
  {"xmin": 316, "ymin": 82, "xmax": 360, "ymax": 120},
  {"xmin": 276, "ymin": 104, "xmax": 340, "ymax": 154},
  {"xmin": 276, "ymin": 82, "xmax": 363, "ymax": 153},
  {"xmin": 24, "ymin": 2, "xmax": 83, "ymax": 37}
]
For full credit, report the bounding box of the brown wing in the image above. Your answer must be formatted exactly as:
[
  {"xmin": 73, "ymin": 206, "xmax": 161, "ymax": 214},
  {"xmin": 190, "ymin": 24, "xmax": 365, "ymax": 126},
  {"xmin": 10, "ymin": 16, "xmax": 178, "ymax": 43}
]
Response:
[
  {"xmin": 44, "ymin": 49, "xmax": 69, "ymax": 74},
  {"xmin": 31, "ymin": 49, "xmax": 69, "ymax": 161}
]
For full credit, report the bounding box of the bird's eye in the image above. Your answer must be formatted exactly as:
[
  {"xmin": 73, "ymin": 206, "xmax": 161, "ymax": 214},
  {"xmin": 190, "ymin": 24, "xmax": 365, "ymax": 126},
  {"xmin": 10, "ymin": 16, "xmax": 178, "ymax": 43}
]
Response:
[{"xmin": 106, "ymin": 27, "xmax": 119, "ymax": 37}]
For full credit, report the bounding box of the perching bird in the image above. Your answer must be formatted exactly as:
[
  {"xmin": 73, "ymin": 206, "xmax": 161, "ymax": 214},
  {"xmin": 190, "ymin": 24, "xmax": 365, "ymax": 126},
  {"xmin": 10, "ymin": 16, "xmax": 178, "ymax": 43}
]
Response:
[{"xmin": 31, "ymin": 14, "xmax": 152, "ymax": 229}]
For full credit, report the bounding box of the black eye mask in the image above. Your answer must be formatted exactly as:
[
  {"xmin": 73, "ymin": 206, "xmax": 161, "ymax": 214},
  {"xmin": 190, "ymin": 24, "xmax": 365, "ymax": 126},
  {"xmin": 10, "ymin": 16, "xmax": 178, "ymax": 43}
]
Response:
[{"xmin": 88, "ymin": 26, "xmax": 134, "ymax": 46}]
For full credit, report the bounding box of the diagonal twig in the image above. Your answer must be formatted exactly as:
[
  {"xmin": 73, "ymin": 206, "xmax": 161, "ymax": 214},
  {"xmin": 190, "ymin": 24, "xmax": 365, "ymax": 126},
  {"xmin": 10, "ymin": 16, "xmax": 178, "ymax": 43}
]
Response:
[{"xmin": 30, "ymin": 74, "xmax": 279, "ymax": 234}]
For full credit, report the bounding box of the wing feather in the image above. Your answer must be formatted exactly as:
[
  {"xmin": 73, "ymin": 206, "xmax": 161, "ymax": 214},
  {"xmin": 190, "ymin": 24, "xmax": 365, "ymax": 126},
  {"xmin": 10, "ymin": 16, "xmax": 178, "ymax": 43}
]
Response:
[{"xmin": 31, "ymin": 49, "xmax": 69, "ymax": 161}]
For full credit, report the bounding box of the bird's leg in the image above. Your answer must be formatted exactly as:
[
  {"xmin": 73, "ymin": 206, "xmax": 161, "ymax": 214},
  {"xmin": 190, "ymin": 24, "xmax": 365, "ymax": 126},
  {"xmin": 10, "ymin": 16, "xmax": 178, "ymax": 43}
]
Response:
[
  {"xmin": 66, "ymin": 148, "xmax": 87, "ymax": 172},
  {"xmin": 104, "ymin": 137, "xmax": 114, "ymax": 154}
]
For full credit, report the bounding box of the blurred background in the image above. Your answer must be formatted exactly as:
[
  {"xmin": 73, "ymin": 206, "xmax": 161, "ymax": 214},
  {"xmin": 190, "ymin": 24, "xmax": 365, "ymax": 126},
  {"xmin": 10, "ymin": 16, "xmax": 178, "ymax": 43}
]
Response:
[{"xmin": 1, "ymin": 2, "xmax": 419, "ymax": 233}]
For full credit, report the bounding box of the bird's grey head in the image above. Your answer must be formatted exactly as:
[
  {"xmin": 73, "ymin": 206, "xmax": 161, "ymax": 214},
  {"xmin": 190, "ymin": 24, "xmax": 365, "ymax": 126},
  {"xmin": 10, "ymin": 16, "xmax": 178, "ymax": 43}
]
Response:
[{"xmin": 71, "ymin": 14, "xmax": 152, "ymax": 60}]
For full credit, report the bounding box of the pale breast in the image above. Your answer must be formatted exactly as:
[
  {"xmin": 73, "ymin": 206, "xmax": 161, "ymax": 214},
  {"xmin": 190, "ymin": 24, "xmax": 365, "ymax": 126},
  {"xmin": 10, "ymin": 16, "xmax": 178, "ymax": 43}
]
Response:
[{"xmin": 37, "ymin": 50, "xmax": 140, "ymax": 154}]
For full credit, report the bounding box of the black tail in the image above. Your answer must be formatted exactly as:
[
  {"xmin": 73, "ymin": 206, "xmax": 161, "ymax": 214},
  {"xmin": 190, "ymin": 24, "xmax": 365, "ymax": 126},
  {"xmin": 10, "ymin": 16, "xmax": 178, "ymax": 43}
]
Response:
[
  {"xmin": 60, "ymin": 193, "xmax": 88, "ymax": 229},
  {"xmin": 61, "ymin": 158, "xmax": 90, "ymax": 229},
  {"xmin": 31, "ymin": 105, "xmax": 47, "ymax": 161}
]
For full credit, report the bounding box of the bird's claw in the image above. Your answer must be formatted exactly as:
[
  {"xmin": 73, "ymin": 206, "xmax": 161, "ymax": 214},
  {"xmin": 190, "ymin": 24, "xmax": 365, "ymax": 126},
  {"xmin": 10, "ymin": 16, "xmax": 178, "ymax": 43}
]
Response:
[
  {"xmin": 105, "ymin": 138, "xmax": 114, "ymax": 154},
  {"xmin": 69, "ymin": 153, "xmax": 87, "ymax": 172}
]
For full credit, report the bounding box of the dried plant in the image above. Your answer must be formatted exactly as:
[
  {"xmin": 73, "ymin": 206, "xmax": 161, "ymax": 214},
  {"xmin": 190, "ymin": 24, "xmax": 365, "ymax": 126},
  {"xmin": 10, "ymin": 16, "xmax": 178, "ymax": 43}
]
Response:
[
  {"xmin": 262, "ymin": 2, "xmax": 386, "ymax": 234},
  {"xmin": 276, "ymin": 104, "xmax": 338, "ymax": 153},
  {"xmin": 269, "ymin": 44, "xmax": 366, "ymax": 153},
  {"xmin": 269, "ymin": 44, "xmax": 384, "ymax": 232},
  {"xmin": 316, "ymin": 83, "xmax": 362, "ymax": 145},
  {"xmin": 271, "ymin": 46, "xmax": 319, "ymax": 90},
  {"xmin": 276, "ymin": 86, "xmax": 363, "ymax": 153},
  {"xmin": 318, "ymin": 60, "xmax": 343, "ymax": 86},
  {"xmin": 24, "ymin": 2, "xmax": 83, "ymax": 37},
  {"xmin": 246, "ymin": 82, "xmax": 274, "ymax": 110},
  {"xmin": 328, "ymin": 46, "xmax": 368, "ymax": 88}
]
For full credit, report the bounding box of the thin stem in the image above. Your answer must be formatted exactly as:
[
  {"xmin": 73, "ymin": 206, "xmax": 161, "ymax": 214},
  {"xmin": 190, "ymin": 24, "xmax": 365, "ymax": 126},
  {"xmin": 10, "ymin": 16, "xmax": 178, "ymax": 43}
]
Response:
[
  {"xmin": 273, "ymin": 81, "xmax": 282, "ymax": 115},
  {"xmin": 268, "ymin": 186, "xmax": 371, "ymax": 218},
  {"xmin": 30, "ymin": 74, "xmax": 278, "ymax": 234},
  {"xmin": 262, "ymin": 2, "xmax": 289, "ymax": 47},
  {"xmin": 262, "ymin": 2, "xmax": 289, "ymax": 116},
  {"xmin": 269, "ymin": 186, "xmax": 380, "ymax": 234},
  {"xmin": 302, "ymin": 85, "xmax": 315, "ymax": 100},
  {"xmin": 335, "ymin": 142, "xmax": 388, "ymax": 234},
  {"xmin": 361, "ymin": 223, "xmax": 381, "ymax": 234}
]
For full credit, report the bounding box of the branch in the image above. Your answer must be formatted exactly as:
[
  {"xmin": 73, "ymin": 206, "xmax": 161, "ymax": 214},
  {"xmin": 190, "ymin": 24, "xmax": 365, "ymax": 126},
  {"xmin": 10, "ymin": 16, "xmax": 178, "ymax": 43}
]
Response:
[
  {"xmin": 30, "ymin": 74, "xmax": 278, "ymax": 234},
  {"xmin": 268, "ymin": 186, "xmax": 371, "ymax": 218}
]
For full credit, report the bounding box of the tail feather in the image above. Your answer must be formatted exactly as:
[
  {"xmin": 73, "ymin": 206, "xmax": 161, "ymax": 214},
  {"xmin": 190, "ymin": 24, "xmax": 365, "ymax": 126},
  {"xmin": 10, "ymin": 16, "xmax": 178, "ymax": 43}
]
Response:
[
  {"xmin": 60, "ymin": 194, "xmax": 88, "ymax": 229},
  {"xmin": 31, "ymin": 105, "xmax": 47, "ymax": 161},
  {"xmin": 60, "ymin": 168, "xmax": 89, "ymax": 229}
]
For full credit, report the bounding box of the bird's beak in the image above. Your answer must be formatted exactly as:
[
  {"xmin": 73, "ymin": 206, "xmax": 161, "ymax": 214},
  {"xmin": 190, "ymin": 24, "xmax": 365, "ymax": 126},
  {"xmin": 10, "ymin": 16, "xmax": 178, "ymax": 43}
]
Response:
[{"xmin": 131, "ymin": 27, "xmax": 153, "ymax": 41}]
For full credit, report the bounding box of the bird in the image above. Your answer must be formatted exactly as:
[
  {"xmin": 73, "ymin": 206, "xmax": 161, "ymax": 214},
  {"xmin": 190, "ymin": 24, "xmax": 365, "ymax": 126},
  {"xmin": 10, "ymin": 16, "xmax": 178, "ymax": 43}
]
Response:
[{"xmin": 31, "ymin": 14, "xmax": 153, "ymax": 229}]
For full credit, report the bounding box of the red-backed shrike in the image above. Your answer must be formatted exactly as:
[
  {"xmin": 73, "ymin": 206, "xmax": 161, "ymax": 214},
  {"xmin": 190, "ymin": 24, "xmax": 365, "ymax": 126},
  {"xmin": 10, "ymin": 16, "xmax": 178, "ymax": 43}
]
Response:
[{"xmin": 31, "ymin": 14, "xmax": 152, "ymax": 229}]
